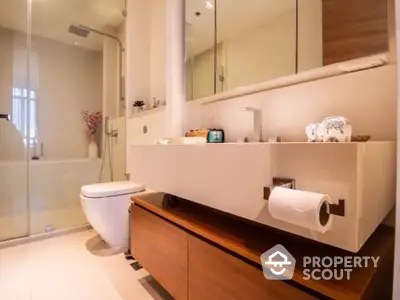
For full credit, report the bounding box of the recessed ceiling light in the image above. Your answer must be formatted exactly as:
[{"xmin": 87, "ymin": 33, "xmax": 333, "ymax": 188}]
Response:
[{"xmin": 205, "ymin": 1, "xmax": 214, "ymax": 9}]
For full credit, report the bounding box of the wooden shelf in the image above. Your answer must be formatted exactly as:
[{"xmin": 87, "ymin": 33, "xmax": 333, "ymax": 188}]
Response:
[{"xmin": 132, "ymin": 193, "xmax": 394, "ymax": 300}]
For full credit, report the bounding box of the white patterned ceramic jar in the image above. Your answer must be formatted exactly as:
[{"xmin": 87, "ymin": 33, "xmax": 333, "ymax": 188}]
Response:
[
  {"xmin": 305, "ymin": 123, "xmax": 320, "ymax": 142},
  {"xmin": 317, "ymin": 117, "xmax": 352, "ymax": 142}
]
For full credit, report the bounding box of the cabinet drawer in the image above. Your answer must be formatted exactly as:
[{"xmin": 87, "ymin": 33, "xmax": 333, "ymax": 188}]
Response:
[
  {"xmin": 131, "ymin": 205, "xmax": 188, "ymax": 300},
  {"xmin": 188, "ymin": 236, "xmax": 316, "ymax": 300}
]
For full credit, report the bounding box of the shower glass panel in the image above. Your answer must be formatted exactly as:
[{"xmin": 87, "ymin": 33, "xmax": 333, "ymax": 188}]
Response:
[
  {"xmin": 0, "ymin": 0, "xmax": 30, "ymax": 241},
  {"xmin": 0, "ymin": 0, "xmax": 127, "ymax": 241},
  {"xmin": 28, "ymin": 0, "xmax": 125, "ymax": 234}
]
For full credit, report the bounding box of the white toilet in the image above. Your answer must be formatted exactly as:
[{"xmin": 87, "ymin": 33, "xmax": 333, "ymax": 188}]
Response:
[{"xmin": 80, "ymin": 181, "xmax": 145, "ymax": 250}]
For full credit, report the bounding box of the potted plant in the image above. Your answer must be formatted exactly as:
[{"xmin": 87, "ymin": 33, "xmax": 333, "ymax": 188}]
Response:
[
  {"xmin": 83, "ymin": 111, "xmax": 102, "ymax": 159},
  {"xmin": 133, "ymin": 100, "xmax": 145, "ymax": 113}
]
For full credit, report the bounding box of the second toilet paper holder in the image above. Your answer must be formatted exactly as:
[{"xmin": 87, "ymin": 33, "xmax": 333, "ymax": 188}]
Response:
[{"xmin": 263, "ymin": 177, "xmax": 345, "ymax": 217}]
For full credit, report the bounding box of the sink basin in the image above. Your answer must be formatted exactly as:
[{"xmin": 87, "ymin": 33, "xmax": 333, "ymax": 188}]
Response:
[
  {"xmin": 157, "ymin": 137, "xmax": 207, "ymax": 145},
  {"xmin": 129, "ymin": 142, "xmax": 396, "ymax": 253},
  {"xmin": 129, "ymin": 143, "xmax": 272, "ymax": 218}
]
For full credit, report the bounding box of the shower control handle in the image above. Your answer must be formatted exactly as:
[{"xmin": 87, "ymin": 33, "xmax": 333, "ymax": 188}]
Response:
[{"xmin": 0, "ymin": 113, "xmax": 10, "ymax": 121}]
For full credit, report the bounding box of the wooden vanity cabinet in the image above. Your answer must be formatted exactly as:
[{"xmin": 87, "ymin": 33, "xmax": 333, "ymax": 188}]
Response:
[
  {"xmin": 130, "ymin": 194, "xmax": 394, "ymax": 300},
  {"xmin": 131, "ymin": 205, "xmax": 188, "ymax": 300},
  {"xmin": 188, "ymin": 235, "xmax": 316, "ymax": 300},
  {"xmin": 131, "ymin": 204, "xmax": 315, "ymax": 300}
]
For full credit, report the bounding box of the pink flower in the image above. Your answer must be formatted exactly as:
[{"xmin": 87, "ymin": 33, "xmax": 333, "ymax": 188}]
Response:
[{"xmin": 83, "ymin": 111, "xmax": 102, "ymax": 135}]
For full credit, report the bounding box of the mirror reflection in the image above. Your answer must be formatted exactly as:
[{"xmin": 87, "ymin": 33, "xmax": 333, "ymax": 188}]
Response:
[
  {"xmin": 186, "ymin": 0, "xmax": 217, "ymax": 100},
  {"xmin": 186, "ymin": 0, "xmax": 389, "ymax": 101},
  {"xmin": 215, "ymin": 0, "xmax": 297, "ymax": 93}
]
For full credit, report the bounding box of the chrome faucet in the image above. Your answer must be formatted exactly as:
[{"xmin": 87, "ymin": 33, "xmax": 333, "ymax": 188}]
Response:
[{"xmin": 241, "ymin": 107, "xmax": 263, "ymax": 142}]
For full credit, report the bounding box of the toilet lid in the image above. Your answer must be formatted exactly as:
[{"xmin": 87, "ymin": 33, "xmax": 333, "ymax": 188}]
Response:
[{"xmin": 81, "ymin": 181, "xmax": 146, "ymax": 198}]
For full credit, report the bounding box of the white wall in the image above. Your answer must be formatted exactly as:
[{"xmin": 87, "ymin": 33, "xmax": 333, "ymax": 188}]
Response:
[
  {"xmin": 0, "ymin": 29, "xmax": 103, "ymax": 160},
  {"xmin": 150, "ymin": 0, "xmax": 166, "ymax": 103},
  {"xmin": 109, "ymin": 116, "xmax": 127, "ymax": 181},
  {"xmin": 127, "ymin": 65, "xmax": 396, "ymax": 142},
  {"xmin": 126, "ymin": 0, "xmax": 167, "ymax": 173},
  {"xmin": 126, "ymin": 0, "xmax": 151, "ymax": 117},
  {"xmin": 193, "ymin": 65, "xmax": 396, "ymax": 142},
  {"xmin": 103, "ymin": 35, "xmax": 119, "ymax": 119},
  {"xmin": 127, "ymin": 109, "xmax": 166, "ymax": 146},
  {"xmin": 117, "ymin": 21, "xmax": 127, "ymax": 78}
]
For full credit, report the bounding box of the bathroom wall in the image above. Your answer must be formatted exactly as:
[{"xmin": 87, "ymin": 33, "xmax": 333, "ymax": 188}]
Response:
[
  {"xmin": 103, "ymin": 34, "xmax": 119, "ymax": 119},
  {"xmin": 128, "ymin": 109, "xmax": 166, "ymax": 145},
  {"xmin": 117, "ymin": 21, "xmax": 126, "ymax": 79},
  {"xmin": 102, "ymin": 23, "xmax": 126, "ymax": 119},
  {"xmin": 126, "ymin": 0, "xmax": 151, "ymax": 116},
  {"xmin": 0, "ymin": 28, "xmax": 103, "ymax": 160},
  {"xmin": 126, "ymin": 64, "xmax": 396, "ymax": 147},
  {"xmin": 149, "ymin": 0, "xmax": 166, "ymax": 103},
  {"xmin": 126, "ymin": 0, "xmax": 166, "ymax": 114},
  {"xmin": 109, "ymin": 116, "xmax": 127, "ymax": 181},
  {"xmin": 125, "ymin": 0, "xmax": 167, "ymax": 168},
  {"xmin": 192, "ymin": 65, "xmax": 396, "ymax": 142}
]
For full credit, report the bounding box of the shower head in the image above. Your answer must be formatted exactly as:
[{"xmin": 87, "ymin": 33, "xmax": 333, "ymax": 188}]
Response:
[{"xmin": 68, "ymin": 25, "xmax": 90, "ymax": 38}]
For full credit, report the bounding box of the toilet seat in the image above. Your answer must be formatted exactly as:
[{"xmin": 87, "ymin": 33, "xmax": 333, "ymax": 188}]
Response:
[
  {"xmin": 81, "ymin": 181, "xmax": 145, "ymax": 198},
  {"xmin": 80, "ymin": 181, "xmax": 146, "ymax": 250}
]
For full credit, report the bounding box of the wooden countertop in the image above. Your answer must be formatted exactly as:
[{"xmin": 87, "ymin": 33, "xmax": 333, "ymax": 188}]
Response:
[{"xmin": 132, "ymin": 193, "xmax": 394, "ymax": 300}]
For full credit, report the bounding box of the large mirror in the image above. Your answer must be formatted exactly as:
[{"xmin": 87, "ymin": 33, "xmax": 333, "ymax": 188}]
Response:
[
  {"xmin": 186, "ymin": 0, "xmax": 389, "ymax": 101},
  {"xmin": 186, "ymin": 0, "xmax": 218, "ymax": 100}
]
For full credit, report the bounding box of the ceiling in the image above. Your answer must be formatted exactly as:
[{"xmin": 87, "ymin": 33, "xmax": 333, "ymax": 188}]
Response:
[
  {"xmin": 0, "ymin": 0, "xmax": 126, "ymax": 51},
  {"xmin": 0, "ymin": 0, "xmax": 294, "ymax": 54},
  {"xmin": 186, "ymin": 0, "xmax": 296, "ymax": 55}
]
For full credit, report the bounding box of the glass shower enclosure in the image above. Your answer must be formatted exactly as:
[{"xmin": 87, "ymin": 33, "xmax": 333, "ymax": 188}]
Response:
[
  {"xmin": 0, "ymin": 0, "xmax": 126, "ymax": 242},
  {"xmin": 0, "ymin": 0, "xmax": 30, "ymax": 241}
]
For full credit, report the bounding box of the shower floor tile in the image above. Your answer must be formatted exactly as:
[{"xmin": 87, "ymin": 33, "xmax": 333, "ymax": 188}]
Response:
[{"xmin": 0, "ymin": 230, "xmax": 172, "ymax": 300}]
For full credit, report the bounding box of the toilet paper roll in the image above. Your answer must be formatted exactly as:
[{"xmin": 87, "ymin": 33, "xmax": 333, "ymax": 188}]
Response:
[{"xmin": 269, "ymin": 187, "xmax": 332, "ymax": 233}]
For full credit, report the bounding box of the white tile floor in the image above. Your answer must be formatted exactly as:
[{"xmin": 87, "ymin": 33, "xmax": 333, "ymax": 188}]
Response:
[{"xmin": 0, "ymin": 230, "xmax": 172, "ymax": 300}]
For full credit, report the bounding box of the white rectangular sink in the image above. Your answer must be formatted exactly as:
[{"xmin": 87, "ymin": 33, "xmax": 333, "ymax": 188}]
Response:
[
  {"xmin": 129, "ymin": 143, "xmax": 272, "ymax": 219},
  {"xmin": 129, "ymin": 142, "xmax": 395, "ymax": 252}
]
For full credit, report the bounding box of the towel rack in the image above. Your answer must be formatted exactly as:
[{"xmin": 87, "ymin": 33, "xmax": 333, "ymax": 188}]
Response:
[{"xmin": 263, "ymin": 177, "xmax": 345, "ymax": 217}]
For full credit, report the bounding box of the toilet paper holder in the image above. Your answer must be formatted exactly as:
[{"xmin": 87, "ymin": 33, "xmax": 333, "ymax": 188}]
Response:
[{"xmin": 263, "ymin": 177, "xmax": 345, "ymax": 217}]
